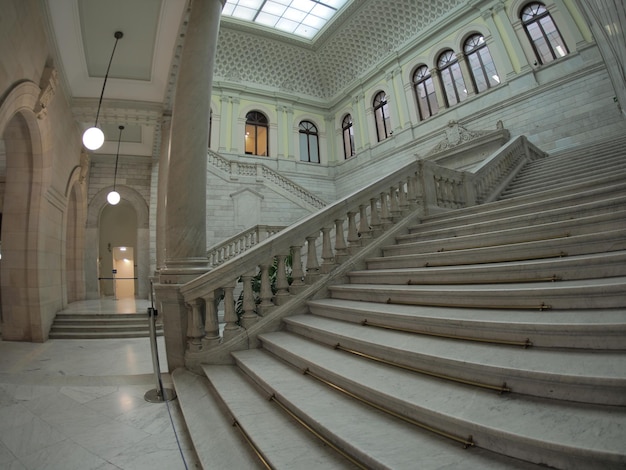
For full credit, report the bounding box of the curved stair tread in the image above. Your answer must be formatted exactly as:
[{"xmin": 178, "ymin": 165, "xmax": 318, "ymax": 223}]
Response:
[
  {"xmin": 201, "ymin": 364, "xmax": 359, "ymax": 469},
  {"xmin": 307, "ymin": 298, "xmax": 626, "ymax": 328},
  {"xmin": 254, "ymin": 333, "xmax": 626, "ymax": 469},
  {"xmin": 282, "ymin": 314, "xmax": 626, "ymax": 397},
  {"xmin": 232, "ymin": 349, "xmax": 542, "ymax": 470}
]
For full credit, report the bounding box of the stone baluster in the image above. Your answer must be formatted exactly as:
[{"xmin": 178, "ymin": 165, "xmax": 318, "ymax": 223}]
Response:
[
  {"xmin": 202, "ymin": 291, "xmax": 221, "ymax": 347},
  {"xmin": 358, "ymin": 204, "xmax": 372, "ymax": 240},
  {"xmin": 333, "ymin": 218, "xmax": 349, "ymax": 263},
  {"xmin": 380, "ymin": 191, "xmax": 392, "ymax": 229},
  {"xmin": 347, "ymin": 211, "xmax": 360, "ymax": 250},
  {"xmin": 398, "ymin": 180, "xmax": 409, "ymax": 212},
  {"xmin": 369, "ymin": 197, "xmax": 382, "ymax": 236},
  {"xmin": 305, "ymin": 234, "xmax": 321, "ymax": 284},
  {"xmin": 320, "ymin": 226, "xmax": 335, "ymax": 273},
  {"xmin": 258, "ymin": 260, "xmax": 275, "ymax": 315},
  {"xmin": 389, "ymin": 185, "xmax": 401, "ymax": 220},
  {"xmin": 187, "ymin": 299, "xmax": 205, "ymax": 352},
  {"xmin": 240, "ymin": 270, "xmax": 258, "ymax": 328},
  {"xmin": 290, "ymin": 245, "xmax": 306, "ymax": 294},
  {"xmin": 274, "ymin": 254, "xmax": 290, "ymax": 305},
  {"xmin": 222, "ymin": 283, "xmax": 241, "ymax": 341}
]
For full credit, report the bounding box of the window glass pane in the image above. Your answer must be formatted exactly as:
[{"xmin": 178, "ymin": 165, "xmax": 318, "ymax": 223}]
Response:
[
  {"xmin": 539, "ymin": 16, "xmax": 567, "ymax": 57},
  {"xmin": 245, "ymin": 124, "xmax": 256, "ymax": 154},
  {"xmin": 257, "ymin": 126, "xmax": 268, "ymax": 156},
  {"xmin": 299, "ymin": 133, "xmax": 308, "ymax": 162},
  {"xmin": 309, "ymin": 136, "xmax": 319, "ymax": 163},
  {"xmin": 451, "ymin": 63, "xmax": 468, "ymax": 102}
]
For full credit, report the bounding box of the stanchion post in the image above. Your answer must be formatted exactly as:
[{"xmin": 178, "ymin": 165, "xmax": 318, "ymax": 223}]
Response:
[{"xmin": 144, "ymin": 305, "xmax": 177, "ymax": 403}]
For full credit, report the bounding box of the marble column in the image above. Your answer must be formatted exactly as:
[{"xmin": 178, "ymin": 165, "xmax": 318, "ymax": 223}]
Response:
[
  {"xmin": 165, "ymin": 0, "xmax": 224, "ymax": 271},
  {"xmin": 156, "ymin": 114, "xmax": 171, "ymax": 271},
  {"xmin": 158, "ymin": 0, "xmax": 225, "ymax": 371}
]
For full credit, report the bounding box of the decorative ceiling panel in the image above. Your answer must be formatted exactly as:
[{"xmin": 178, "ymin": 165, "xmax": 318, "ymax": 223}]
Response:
[{"xmin": 214, "ymin": 0, "xmax": 465, "ymax": 100}]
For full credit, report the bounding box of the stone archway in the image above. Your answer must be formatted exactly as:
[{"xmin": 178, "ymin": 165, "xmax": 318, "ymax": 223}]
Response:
[{"xmin": 85, "ymin": 185, "xmax": 150, "ymax": 299}]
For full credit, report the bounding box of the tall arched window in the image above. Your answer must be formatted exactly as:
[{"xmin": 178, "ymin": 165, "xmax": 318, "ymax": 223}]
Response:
[
  {"xmin": 342, "ymin": 114, "xmax": 355, "ymax": 159},
  {"xmin": 245, "ymin": 111, "xmax": 269, "ymax": 156},
  {"xmin": 373, "ymin": 91, "xmax": 391, "ymax": 142},
  {"xmin": 412, "ymin": 65, "xmax": 439, "ymax": 120},
  {"xmin": 521, "ymin": 2, "xmax": 568, "ymax": 65},
  {"xmin": 299, "ymin": 120, "xmax": 320, "ymax": 163},
  {"xmin": 438, "ymin": 50, "xmax": 467, "ymax": 107},
  {"xmin": 464, "ymin": 34, "xmax": 500, "ymax": 93}
]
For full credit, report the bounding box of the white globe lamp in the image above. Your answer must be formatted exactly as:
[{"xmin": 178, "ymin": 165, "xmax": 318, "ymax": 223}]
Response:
[
  {"xmin": 107, "ymin": 190, "xmax": 121, "ymax": 205},
  {"xmin": 82, "ymin": 127, "xmax": 105, "ymax": 150}
]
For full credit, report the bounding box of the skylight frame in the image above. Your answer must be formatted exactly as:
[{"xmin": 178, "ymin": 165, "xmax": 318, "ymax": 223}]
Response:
[{"xmin": 222, "ymin": 0, "xmax": 350, "ymax": 40}]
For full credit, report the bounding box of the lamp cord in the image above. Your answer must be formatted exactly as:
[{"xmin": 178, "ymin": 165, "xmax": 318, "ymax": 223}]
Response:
[
  {"xmin": 94, "ymin": 31, "xmax": 123, "ymax": 127},
  {"xmin": 113, "ymin": 125, "xmax": 123, "ymax": 190}
]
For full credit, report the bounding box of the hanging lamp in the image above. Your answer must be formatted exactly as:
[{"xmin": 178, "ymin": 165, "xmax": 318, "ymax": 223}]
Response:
[{"xmin": 82, "ymin": 31, "xmax": 123, "ymax": 150}]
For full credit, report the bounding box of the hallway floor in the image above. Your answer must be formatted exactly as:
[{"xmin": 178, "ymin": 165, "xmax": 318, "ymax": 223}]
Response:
[{"xmin": 0, "ymin": 299, "xmax": 201, "ymax": 470}]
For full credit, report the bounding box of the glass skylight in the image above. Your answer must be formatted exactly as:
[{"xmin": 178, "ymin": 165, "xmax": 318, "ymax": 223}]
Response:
[{"xmin": 222, "ymin": 0, "xmax": 350, "ymax": 39}]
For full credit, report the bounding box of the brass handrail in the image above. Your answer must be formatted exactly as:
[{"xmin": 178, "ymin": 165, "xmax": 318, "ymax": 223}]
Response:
[
  {"xmin": 269, "ymin": 394, "xmax": 369, "ymax": 469},
  {"xmin": 386, "ymin": 298, "xmax": 553, "ymax": 311},
  {"xmin": 361, "ymin": 319, "xmax": 533, "ymax": 348},
  {"xmin": 424, "ymin": 252, "xmax": 568, "ymax": 267},
  {"xmin": 335, "ymin": 343, "xmax": 511, "ymax": 393},
  {"xmin": 304, "ymin": 368, "xmax": 475, "ymax": 449},
  {"xmin": 232, "ymin": 419, "xmax": 273, "ymax": 469},
  {"xmin": 408, "ymin": 275, "xmax": 561, "ymax": 285}
]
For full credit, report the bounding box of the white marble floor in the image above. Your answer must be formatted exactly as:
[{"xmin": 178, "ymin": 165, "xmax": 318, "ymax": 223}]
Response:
[{"xmin": 0, "ymin": 299, "xmax": 201, "ymax": 470}]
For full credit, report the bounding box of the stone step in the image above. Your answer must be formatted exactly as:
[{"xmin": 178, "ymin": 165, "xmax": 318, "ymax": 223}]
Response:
[
  {"xmin": 514, "ymin": 148, "xmax": 625, "ymax": 178},
  {"xmin": 386, "ymin": 210, "xmax": 625, "ymax": 257},
  {"xmin": 418, "ymin": 179, "xmax": 626, "ymax": 231},
  {"xmin": 367, "ymin": 228, "xmax": 626, "ymax": 270},
  {"xmin": 327, "ymin": 277, "xmax": 626, "ymax": 310},
  {"xmin": 201, "ymin": 364, "xmax": 359, "ymax": 469},
  {"xmin": 306, "ymin": 298, "xmax": 626, "ymax": 350},
  {"xmin": 352, "ymin": 251, "xmax": 626, "ymax": 285},
  {"xmin": 232, "ymin": 348, "xmax": 543, "ymax": 470},
  {"xmin": 249, "ymin": 334, "xmax": 626, "ymax": 470},
  {"xmin": 171, "ymin": 368, "xmax": 264, "ymax": 470},
  {"xmin": 49, "ymin": 312, "xmax": 163, "ymax": 339},
  {"xmin": 282, "ymin": 314, "xmax": 626, "ymax": 405},
  {"xmin": 402, "ymin": 194, "xmax": 625, "ymax": 243}
]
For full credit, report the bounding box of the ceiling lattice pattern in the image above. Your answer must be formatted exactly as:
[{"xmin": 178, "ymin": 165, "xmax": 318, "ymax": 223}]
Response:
[{"xmin": 214, "ymin": 0, "xmax": 465, "ymax": 100}]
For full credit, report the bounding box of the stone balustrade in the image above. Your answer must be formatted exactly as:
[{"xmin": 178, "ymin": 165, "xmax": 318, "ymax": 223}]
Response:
[
  {"xmin": 207, "ymin": 225, "xmax": 286, "ymax": 268},
  {"xmin": 180, "ymin": 135, "xmax": 545, "ymax": 363}
]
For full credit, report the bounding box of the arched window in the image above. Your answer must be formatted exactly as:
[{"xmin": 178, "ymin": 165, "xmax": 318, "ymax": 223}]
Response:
[
  {"xmin": 245, "ymin": 111, "xmax": 269, "ymax": 156},
  {"xmin": 412, "ymin": 65, "xmax": 439, "ymax": 120},
  {"xmin": 464, "ymin": 34, "xmax": 500, "ymax": 93},
  {"xmin": 373, "ymin": 91, "xmax": 391, "ymax": 142},
  {"xmin": 521, "ymin": 2, "xmax": 568, "ymax": 65},
  {"xmin": 299, "ymin": 120, "xmax": 320, "ymax": 163},
  {"xmin": 437, "ymin": 50, "xmax": 467, "ymax": 107},
  {"xmin": 342, "ymin": 114, "xmax": 355, "ymax": 159}
]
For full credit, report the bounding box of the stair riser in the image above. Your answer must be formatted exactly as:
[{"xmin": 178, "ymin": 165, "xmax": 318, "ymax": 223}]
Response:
[
  {"xmin": 283, "ymin": 319, "xmax": 626, "ymax": 406},
  {"xmin": 329, "ymin": 283, "xmax": 626, "ymax": 310},
  {"xmin": 257, "ymin": 336, "xmax": 622, "ymax": 470},
  {"xmin": 402, "ymin": 196, "xmax": 626, "ymax": 242},
  {"xmin": 385, "ymin": 213, "xmax": 625, "ymax": 257},
  {"xmin": 351, "ymin": 253, "xmax": 626, "ymax": 285},
  {"xmin": 512, "ymin": 155, "xmax": 626, "ymax": 179},
  {"xmin": 368, "ymin": 230, "xmax": 626, "ymax": 270},
  {"xmin": 306, "ymin": 302, "xmax": 626, "ymax": 350},
  {"xmin": 510, "ymin": 160, "xmax": 626, "ymax": 184}
]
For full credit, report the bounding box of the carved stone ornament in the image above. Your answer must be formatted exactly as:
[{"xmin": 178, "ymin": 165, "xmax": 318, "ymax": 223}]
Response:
[
  {"xmin": 35, "ymin": 66, "xmax": 59, "ymax": 119},
  {"xmin": 428, "ymin": 120, "xmax": 490, "ymax": 154}
]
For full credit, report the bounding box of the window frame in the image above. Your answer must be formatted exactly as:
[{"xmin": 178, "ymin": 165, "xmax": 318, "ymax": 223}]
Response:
[
  {"xmin": 298, "ymin": 120, "xmax": 320, "ymax": 164},
  {"xmin": 463, "ymin": 33, "xmax": 500, "ymax": 94},
  {"xmin": 437, "ymin": 49, "xmax": 467, "ymax": 107},
  {"xmin": 412, "ymin": 65, "xmax": 439, "ymax": 120},
  {"xmin": 373, "ymin": 91, "xmax": 391, "ymax": 142},
  {"xmin": 244, "ymin": 110, "xmax": 269, "ymax": 156},
  {"xmin": 342, "ymin": 114, "xmax": 355, "ymax": 159},
  {"xmin": 521, "ymin": 2, "xmax": 569, "ymax": 65}
]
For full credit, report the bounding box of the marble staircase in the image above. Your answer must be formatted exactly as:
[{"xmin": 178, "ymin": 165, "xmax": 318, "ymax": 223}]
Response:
[{"xmin": 174, "ymin": 140, "xmax": 626, "ymax": 469}]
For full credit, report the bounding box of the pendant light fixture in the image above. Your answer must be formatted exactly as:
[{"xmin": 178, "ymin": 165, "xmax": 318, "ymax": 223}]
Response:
[
  {"xmin": 82, "ymin": 31, "xmax": 123, "ymax": 151},
  {"xmin": 107, "ymin": 125, "xmax": 124, "ymax": 205}
]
